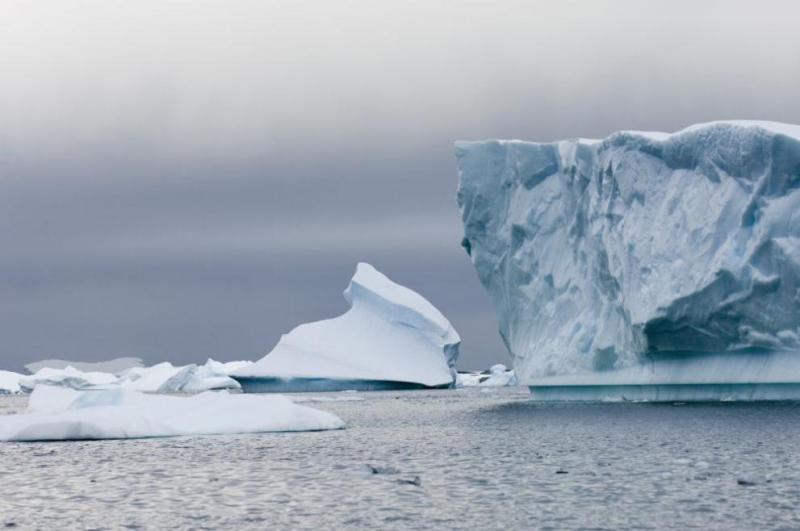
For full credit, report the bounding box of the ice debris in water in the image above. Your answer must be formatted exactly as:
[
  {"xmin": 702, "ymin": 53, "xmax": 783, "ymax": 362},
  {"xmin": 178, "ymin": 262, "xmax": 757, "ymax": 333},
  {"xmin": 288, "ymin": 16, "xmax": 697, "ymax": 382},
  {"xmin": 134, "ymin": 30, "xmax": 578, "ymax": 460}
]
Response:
[
  {"xmin": 233, "ymin": 262, "xmax": 460, "ymax": 392},
  {"xmin": 456, "ymin": 121, "xmax": 800, "ymax": 392},
  {"xmin": 0, "ymin": 385, "xmax": 344, "ymax": 441},
  {"xmin": 457, "ymin": 364, "xmax": 517, "ymax": 387},
  {"xmin": 14, "ymin": 359, "xmax": 253, "ymax": 394},
  {"xmin": 0, "ymin": 371, "xmax": 23, "ymax": 395},
  {"xmin": 118, "ymin": 360, "xmax": 249, "ymax": 393}
]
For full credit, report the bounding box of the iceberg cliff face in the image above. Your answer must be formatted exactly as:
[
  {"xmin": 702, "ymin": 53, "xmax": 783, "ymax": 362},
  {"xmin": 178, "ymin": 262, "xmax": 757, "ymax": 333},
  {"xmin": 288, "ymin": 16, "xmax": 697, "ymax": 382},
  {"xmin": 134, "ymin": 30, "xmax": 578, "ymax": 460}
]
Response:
[
  {"xmin": 456, "ymin": 121, "xmax": 800, "ymax": 390},
  {"xmin": 234, "ymin": 263, "xmax": 461, "ymax": 391}
]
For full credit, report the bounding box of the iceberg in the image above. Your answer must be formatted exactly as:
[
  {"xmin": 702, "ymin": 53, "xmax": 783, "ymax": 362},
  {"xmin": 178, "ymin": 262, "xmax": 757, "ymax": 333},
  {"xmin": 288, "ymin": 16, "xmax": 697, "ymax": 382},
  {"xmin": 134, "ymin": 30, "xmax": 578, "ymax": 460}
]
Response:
[
  {"xmin": 456, "ymin": 121, "xmax": 800, "ymax": 401},
  {"xmin": 233, "ymin": 262, "xmax": 461, "ymax": 392},
  {"xmin": 0, "ymin": 385, "xmax": 344, "ymax": 441}
]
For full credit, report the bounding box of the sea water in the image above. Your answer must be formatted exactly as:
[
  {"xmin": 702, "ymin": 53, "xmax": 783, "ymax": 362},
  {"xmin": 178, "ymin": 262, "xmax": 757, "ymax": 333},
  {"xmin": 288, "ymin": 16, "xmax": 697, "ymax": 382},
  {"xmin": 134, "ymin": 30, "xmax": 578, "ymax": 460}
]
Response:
[{"xmin": 1, "ymin": 388, "xmax": 799, "ymax": 529}]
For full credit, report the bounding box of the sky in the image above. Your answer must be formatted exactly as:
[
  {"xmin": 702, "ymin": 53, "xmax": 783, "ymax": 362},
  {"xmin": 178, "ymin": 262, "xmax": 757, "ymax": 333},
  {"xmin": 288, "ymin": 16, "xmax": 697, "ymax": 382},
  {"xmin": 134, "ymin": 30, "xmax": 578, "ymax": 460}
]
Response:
[{"xmin": 1, "ymin": 0, "xmax": 799, "ymax": 372}]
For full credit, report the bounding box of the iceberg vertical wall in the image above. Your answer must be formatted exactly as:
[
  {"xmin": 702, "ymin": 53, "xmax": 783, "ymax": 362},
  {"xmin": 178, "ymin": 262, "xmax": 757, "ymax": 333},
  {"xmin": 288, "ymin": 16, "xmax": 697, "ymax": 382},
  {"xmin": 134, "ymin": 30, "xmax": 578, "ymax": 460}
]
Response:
[{"xmin": 456, "ymin": 121, "xmax": 800, "ymax": 400}]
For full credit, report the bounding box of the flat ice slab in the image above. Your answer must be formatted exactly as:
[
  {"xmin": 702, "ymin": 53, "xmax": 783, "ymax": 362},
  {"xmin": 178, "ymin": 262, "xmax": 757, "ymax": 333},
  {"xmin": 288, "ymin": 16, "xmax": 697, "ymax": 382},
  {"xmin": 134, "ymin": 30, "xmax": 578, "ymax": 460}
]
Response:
[
  {"xmin": 0, "ymin": 386, "xmax": 344, "ymax": 441},
  {"xmin": 234, "ymin": 262, "xmax": 461, "ymax": 392}
]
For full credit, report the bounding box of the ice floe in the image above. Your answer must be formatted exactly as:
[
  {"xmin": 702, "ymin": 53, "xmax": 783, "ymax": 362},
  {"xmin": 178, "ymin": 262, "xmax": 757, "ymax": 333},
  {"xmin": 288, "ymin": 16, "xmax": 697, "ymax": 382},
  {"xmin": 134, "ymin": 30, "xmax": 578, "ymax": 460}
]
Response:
[{"xmin": 0, "ymin": 386, "xmax": 344, "ymax": 441}]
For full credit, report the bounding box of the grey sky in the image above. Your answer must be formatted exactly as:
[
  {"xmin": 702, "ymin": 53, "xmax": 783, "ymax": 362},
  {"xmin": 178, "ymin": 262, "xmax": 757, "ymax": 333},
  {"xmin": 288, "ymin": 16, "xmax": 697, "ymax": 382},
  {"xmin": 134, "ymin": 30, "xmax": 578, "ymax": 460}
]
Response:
[{"xmin": 1, "ymin": 0, "xmax": 799, "ymax": 371}]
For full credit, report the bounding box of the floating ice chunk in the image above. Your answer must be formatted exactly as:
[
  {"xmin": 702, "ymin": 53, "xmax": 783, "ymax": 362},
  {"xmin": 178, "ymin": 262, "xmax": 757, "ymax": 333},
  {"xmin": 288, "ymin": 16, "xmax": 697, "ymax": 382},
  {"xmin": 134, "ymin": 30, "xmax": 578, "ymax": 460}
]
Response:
[
  {"xmin": 118, "ymin": 360, "xmax": 249, "ymax": 393},
  {"xmin": 182, "ymin": 362, "xmax": 240, "ymax": 392},
  {"xmin": 19, "ymin": 366, "xmax": 119, "ymax": 392},
  {"xmin": 118, "ymin": 362, "xmax": 191, "ymax": 392},
  {"xmin": 0, "ymin": 385, "xmax": 344, "ymax": 441},
  {"xmin": 456, "ymin": 120, "xmax": 800, "ymax": 398},
  {"xmin": 0, "ymin": 371, "xmax": 23, "ymax": 394},
  {"xmin": 12, "ymin": 359, "xmax": 253, "ymax": 395},
  {"xmin": 234, "ymin": 262, "xmax": 461, "ymax": 392},
  {"xmin": 457, "ymin": 364, "xmax": 517, "ymax": 387},
  {"xmin": 181, "ymin": 358, "xmax": 253, "ymax": 391}
]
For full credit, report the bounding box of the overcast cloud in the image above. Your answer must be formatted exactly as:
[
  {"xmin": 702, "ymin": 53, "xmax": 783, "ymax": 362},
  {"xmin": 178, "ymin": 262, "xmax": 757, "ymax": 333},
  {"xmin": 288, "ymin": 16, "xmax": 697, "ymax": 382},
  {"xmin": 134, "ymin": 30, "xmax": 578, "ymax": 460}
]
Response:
[{"xmin": 1, "ymin": 0, "xmax": 799, "ymax": 371}]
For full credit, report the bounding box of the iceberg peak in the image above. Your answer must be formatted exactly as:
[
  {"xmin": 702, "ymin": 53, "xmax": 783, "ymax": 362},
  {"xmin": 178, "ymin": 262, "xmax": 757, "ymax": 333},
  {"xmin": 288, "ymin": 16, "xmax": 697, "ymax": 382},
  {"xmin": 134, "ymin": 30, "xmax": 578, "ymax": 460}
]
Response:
[{"xmin": 234, "ymin": 262, "xmax": 461, "ymax": 391}]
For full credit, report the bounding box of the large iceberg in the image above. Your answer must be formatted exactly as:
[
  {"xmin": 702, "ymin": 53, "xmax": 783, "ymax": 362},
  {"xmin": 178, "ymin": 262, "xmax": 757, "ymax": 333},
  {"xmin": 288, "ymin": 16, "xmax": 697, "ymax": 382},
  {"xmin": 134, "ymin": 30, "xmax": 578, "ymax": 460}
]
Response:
[
  {"xmin": 0, "ymin": 386, "xmax": 344, "ymax": 441},
  {"xmin": 456, "ymin": 121, "xmax": 800, "ymax": 401},
  {"xmin": 233, "ymin": 262, "xmax": 461, "ymax": 392}
]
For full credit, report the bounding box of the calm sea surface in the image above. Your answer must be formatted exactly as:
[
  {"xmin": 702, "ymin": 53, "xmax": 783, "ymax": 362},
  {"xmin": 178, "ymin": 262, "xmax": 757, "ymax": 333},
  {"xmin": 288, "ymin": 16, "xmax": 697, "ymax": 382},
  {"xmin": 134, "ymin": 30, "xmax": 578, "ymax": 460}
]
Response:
[{"xmin": 1, "ymin": 388, "xmax": 800, "ymax": 530}]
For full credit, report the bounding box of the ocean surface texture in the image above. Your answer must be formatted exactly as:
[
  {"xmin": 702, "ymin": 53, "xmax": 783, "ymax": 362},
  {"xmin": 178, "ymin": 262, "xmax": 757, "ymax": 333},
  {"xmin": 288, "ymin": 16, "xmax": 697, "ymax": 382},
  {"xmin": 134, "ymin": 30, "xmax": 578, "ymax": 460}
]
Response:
[{"xmin": 1, "ymin": 388, "xmax": 799, "ymax": 529}]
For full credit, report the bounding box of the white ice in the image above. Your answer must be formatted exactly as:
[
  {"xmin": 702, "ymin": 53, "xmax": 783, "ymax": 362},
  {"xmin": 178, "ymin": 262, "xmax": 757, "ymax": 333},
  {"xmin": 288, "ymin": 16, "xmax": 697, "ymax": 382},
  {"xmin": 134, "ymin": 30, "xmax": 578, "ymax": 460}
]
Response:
[
  {"xmin": 457, "ymin": 364, "xmax": 517, "ymax": 387},
  {"xmin": 16, "ymin": 359, "xmax": 253, "ymax": 394},
  {"xmin": 234, "ymin": 262, "xmax": 461, "ymax": 389},
  {"xmin": 118, "ymin": 359, "xmax": 249, "ymax": 393},
  {"xmin": 19, "ymin": 366, "xmax": 119, "ymax": 392},
  {"xmin": 456, "ymin": 121, "xmax": 800, "ymax": 389},
  {"xmin": 0, "ymin": 371, "xmax": 23, "ymax": 394},
  {"xmin": 0, "ymin": 385, "xmax": 344, "ymax": 441}
]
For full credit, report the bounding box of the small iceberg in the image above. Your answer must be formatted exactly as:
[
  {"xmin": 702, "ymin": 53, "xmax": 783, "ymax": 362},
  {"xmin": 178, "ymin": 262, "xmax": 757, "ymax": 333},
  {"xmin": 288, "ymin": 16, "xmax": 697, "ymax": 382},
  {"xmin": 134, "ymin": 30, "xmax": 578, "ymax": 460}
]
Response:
[
  {"xmin": 233, "ymin": 262, "xmax": 461, "ymax": 392},
  {"xmin": 118, "ymin": 360, "xmax": 250, "ymax": 393},
  {"xmin": 457, "ymin": 364, "xmax": 517, "ymax": 387},
  {"xmin": 0, "ymin": 370, "xmax": 23, "ymax": 394},
  {"xmin": 0, "ymin": 386, "xmax": 344, "ymax": 441}
]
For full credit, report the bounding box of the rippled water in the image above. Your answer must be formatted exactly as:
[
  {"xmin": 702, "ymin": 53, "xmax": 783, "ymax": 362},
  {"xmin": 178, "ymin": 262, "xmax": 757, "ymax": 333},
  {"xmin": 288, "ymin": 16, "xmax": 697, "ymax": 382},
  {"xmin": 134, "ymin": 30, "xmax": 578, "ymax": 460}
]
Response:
[{"xmin": 1, "ymin": 388, "xmax": 800, "ymax": 529}]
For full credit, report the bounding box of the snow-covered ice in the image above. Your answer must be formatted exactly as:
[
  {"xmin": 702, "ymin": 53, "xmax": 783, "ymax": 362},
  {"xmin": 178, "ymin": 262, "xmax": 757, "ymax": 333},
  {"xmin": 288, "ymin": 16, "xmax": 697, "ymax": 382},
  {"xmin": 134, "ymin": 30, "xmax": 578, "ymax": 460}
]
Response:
[
  {"xmin": 457, "ymin": 364, "xmax": 517, "ymax": 387},
  {"xmin": 24, "ymin": 357, "xmax": 143, "ymax": 375},
  {"xmin": 19, "ymin": 366, "xmax": 119, "ymax": 392},
  {"xmin": 15, "ymin": 359, "xmax": 252, "ymax": 394},
  {"xmin": 456, "ymin": 121, "xmax": 800, "ymax": 399},
  {"xmin": 234, "ymin": 262, "xmax": 461, "ymax": 392},
  {"xmin": 0, "ymin": 371, "xmax": 23, "ymax": 394},
  {"xmin": 118, "ymin": 362, "xmax": 197, "ymax": 392},
  {"xmin": 118, "ymin": 359, "xmax": 247, "ymax": 393},
  {"xmin": 0, "ymin": 385, "xmax": 344, "ymax": 441}
]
